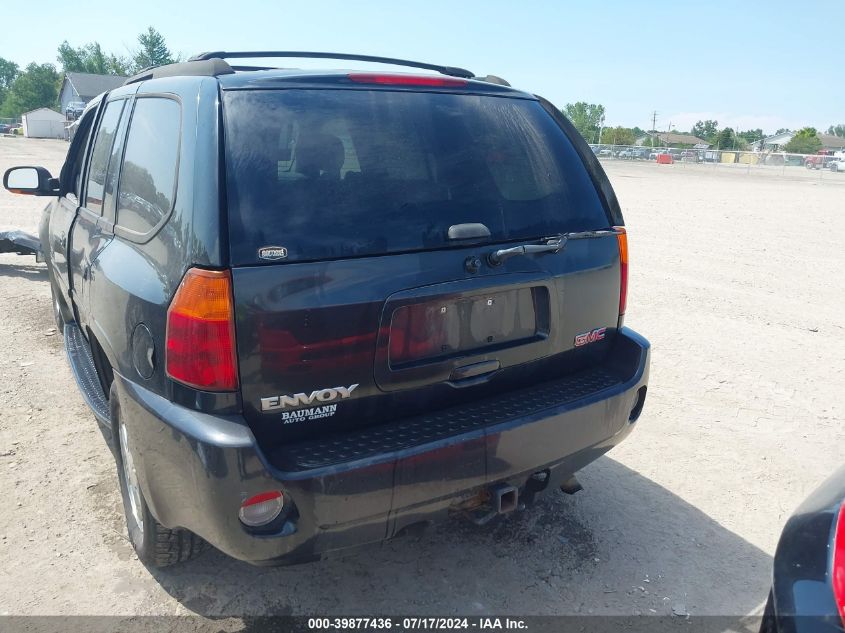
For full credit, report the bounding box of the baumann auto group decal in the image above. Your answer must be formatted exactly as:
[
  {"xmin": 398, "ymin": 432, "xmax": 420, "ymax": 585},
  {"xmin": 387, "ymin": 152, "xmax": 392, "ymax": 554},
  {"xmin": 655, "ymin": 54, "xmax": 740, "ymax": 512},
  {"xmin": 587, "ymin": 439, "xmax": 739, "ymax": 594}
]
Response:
[
  {"xmin": 279, "ymin": 404, "xmax": 338, "ymax": 424},
  {"xmin": 260, "ymin": 384, "xmax": 359, "ymax": 424}
]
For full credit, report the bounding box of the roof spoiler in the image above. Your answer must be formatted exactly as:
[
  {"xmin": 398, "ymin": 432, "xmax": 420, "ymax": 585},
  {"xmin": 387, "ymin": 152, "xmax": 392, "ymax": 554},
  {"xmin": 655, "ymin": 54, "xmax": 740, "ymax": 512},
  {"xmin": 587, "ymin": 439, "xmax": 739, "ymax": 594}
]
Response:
[{"xmin": 124, "ymin": 59, "xmax": 234, "ymax": 85}]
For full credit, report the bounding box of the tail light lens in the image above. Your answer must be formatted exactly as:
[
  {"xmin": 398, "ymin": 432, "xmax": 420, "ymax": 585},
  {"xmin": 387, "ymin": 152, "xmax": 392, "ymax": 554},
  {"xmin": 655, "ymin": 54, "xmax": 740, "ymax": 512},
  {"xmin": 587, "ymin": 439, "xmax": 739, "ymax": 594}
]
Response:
[
  {"xmin": 834, "ymin": 502, "xmax": 845, "ymax": 625},
  {"xmin": 166, "ymin": 268, "xmax": 238, "ymax": 391},
  {"xmin": 615, "ymin": 227, "xmax": 628, "ymax": 316}
]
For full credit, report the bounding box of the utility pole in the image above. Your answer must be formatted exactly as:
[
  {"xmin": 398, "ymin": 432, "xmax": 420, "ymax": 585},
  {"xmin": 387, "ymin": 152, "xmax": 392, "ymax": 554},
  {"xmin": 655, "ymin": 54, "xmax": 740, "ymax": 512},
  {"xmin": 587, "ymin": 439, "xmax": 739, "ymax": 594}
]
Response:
[{"xmin": 651, "ymin": 110, "xmax": 658, "ymax": 148}]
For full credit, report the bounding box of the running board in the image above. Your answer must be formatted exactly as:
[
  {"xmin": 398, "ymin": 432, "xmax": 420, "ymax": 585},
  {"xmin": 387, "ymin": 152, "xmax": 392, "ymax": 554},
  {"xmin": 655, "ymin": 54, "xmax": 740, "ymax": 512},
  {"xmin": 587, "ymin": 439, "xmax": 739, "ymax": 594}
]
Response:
[
  {"xmin": 0, "ymin": 230, "xmax": 42, "ymax": 260},
  {"xmin": 64, "ymin": 324, "xmax": 110, "ymax": 428}
]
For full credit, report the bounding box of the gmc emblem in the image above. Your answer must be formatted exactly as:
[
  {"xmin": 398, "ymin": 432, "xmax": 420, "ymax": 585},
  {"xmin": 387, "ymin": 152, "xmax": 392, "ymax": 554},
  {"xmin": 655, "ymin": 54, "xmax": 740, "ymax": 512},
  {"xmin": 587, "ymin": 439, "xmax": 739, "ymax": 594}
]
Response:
[{"xmin": 574, "ymin": 327, "xmax": 606, "ymax": 347}]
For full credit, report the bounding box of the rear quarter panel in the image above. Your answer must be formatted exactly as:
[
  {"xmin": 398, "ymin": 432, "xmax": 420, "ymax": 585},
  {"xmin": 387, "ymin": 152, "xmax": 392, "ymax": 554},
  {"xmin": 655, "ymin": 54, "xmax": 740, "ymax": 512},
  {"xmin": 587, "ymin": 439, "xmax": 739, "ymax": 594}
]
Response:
[{"xmin": 86, "ymin": 76, "xmax": 225, "ymax": 395}]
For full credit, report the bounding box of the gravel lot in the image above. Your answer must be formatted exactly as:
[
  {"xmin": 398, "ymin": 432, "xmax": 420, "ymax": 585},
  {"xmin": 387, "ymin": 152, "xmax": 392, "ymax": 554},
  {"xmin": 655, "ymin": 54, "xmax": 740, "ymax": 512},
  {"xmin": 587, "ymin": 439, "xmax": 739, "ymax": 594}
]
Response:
[{"xmin": 0, "ymin": 137, "xmax": 843, "ymax": 619}]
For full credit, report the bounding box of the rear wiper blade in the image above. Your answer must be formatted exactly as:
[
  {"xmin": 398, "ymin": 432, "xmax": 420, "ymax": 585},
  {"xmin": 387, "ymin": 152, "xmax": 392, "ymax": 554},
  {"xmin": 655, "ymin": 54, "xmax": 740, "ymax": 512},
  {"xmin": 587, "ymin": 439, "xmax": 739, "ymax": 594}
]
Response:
[{"xmin": 487, "ymin": 228, "xmax": 620, "ymax": 266}]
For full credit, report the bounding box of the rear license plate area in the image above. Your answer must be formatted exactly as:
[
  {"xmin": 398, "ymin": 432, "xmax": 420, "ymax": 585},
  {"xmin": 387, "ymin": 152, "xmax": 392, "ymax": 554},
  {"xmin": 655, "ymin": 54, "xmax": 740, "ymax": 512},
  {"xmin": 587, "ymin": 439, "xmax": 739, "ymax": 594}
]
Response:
[{"xmin": 388, "ymin": 287, "xmax": 545, "ymax": 368}]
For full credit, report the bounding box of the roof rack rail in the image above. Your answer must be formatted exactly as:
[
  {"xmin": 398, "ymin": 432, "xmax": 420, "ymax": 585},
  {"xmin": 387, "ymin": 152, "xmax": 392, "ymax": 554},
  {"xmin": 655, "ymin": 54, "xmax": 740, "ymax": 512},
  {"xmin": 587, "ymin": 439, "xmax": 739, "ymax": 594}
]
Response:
[{"xmin": 188, "ymin": 51, "xmax": 475, "ymax": 79}]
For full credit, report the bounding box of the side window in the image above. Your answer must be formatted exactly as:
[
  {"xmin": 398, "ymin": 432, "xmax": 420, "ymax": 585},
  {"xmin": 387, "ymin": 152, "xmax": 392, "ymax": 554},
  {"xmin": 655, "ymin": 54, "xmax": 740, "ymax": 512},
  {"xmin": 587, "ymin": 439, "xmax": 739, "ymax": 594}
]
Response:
[
  {"xmin": 101, "ymin": 102, "xmax": 131, "ymax": 220},
  {"xmin": 84, "ymin": 100, "xmax": 125, "ymax": 214},
  {"xmin": 116, "ymin": 98, "xmax": 181, "ymax": 236}
]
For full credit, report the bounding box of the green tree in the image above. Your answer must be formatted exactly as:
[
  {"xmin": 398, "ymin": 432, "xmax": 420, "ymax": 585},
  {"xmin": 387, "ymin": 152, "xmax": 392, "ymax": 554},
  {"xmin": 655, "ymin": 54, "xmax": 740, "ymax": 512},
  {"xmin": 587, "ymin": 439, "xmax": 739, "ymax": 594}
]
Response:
[
  {"xmin": 712, "ymin": 127, "xmax": 738, "ymax": 150},
  {"xmin": 57, "ymin": 40, "xmax": 86, "ymax": 72},
  {"xmin": 783, "ymin": 127, "xmax": 822, "ymax": 154},
  {"xmin": 83, "ymin": 42, "xmax": 108, "ymax": 74},
  {"xmin": 827, "ymin": 124, "xmax": 845, "ymax": 137},
  {"xmin": 133, "ymin": 27, "xmax": 175, "ymax": 71},
  {"xmin": 691, "ymin": 119, "xmax": 719, "ymax": 142},
  {"xmin": 562, "ymin": 102, "xmax": 605, "ymax": 142},
  {"xmin": 107, "ymin": 54, "xmax": 133, "ymax": 76},
  {"xmin": 738, "ymin": 128, "xmax": 764, "ymax": 144},
  {"xmin": 58, "ymin": 41, "xmax": 130, "ymax": 75},
  {"xmin": 0, "ymin": 57, "xmax": 19, "ymax": 109},
  {"xmin": 0, "ymin": 63, "xmax": 59, "ymax": 118},
  {"xmin": 600, "ymin": 126, "xmax": 636, "ymax": 145}
]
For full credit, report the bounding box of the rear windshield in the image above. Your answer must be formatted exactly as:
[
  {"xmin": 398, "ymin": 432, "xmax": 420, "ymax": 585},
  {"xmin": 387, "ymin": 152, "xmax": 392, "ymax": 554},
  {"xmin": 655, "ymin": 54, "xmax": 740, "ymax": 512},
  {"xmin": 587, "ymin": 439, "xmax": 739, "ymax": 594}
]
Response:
[{"xmin": 223, "ymin": 89, "xmax": 607, "ymax": 264}]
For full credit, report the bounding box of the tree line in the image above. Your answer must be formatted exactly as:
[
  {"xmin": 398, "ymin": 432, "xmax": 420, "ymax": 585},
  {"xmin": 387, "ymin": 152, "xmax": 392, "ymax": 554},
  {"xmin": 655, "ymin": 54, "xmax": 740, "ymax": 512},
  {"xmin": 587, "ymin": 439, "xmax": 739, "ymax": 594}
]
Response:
[
  {"xmin": 562, "ymin": 101, "xmax": 843, "ymax": 154},
  {"xmin": 0, "ymin": 27, "xmax": 175, "ymax": 119}
]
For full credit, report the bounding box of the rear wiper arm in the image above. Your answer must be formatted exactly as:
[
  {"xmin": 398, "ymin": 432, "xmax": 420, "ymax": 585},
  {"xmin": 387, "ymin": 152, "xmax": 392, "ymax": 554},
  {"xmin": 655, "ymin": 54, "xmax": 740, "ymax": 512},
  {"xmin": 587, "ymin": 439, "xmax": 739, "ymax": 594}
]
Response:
[{"xmin": 487, "ymin": 228, "xmax": 620, "ymax": 266}]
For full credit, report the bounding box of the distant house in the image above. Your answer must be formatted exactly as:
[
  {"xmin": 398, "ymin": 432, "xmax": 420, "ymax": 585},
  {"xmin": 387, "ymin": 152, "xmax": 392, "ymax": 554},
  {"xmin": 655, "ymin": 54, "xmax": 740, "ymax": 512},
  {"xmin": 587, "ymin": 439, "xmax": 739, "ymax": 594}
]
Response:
[
  {"xmin": 636, "ymin": 132, "xmax": 709, "ymax": 148},
  {"xmin": 753, "ymin": 131, "xmax": 794, "ymax": 151},
  {"xmin": 59, "ymin": 72, "xmax": 126, "ymax": 116},
  {"xmin": 818, "ymin": 134, "xmax": 845, "ymax": 151},
  {"xmin": 21, "ymin": 107, "xmax": 66, "ymax": 138},
  {"xmin": 753, "ymin": 131, "xmax": 845, "ymax": 152}
]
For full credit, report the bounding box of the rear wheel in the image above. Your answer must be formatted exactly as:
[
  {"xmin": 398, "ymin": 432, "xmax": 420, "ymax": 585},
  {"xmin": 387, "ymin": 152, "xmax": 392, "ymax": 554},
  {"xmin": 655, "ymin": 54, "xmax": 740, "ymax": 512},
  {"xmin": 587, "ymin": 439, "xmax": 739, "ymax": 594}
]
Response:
[{"xmin": 112, "ymin": 384, "xmax": 207, "ymax": 567}]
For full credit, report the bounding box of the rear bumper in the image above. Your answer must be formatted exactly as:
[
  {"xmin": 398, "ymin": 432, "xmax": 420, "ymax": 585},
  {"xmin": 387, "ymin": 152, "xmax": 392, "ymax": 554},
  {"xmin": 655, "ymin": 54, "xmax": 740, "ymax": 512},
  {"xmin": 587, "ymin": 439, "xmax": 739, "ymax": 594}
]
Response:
[
  {"xmin": 115, "ymin": 327, "xmax": 650, "ymax": 565},
  {"xmin": 767, "ymin": 465, "xmax": 845, "ymax": 632}
]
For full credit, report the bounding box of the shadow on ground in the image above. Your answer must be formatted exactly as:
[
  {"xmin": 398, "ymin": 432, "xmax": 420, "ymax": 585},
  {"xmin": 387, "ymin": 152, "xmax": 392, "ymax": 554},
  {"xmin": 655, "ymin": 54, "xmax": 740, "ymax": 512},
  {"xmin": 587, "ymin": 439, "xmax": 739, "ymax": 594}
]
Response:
[
  {"xmin": 0, "ymin": 258, "xmax": 48, "ymax": 281},
  {"xmin": 147, "ymin": 457, "xmax": 772, "ymax": 618}
]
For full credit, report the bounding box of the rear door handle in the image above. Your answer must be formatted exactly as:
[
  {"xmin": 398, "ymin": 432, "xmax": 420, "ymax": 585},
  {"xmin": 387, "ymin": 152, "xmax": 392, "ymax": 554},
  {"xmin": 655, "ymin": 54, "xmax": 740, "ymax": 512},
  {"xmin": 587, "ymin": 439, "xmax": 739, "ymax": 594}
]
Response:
[{"xmin": 448, "ymin": 360, "xmax": 501, "ymax": 387}]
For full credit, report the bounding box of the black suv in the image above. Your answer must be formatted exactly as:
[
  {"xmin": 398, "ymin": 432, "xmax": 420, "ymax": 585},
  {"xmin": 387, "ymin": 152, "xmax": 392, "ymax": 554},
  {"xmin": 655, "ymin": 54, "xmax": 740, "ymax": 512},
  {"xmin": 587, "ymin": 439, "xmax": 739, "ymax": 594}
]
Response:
[{"xmin": 3, "ymin": 52, "xmax": 650, "ymax": 567}]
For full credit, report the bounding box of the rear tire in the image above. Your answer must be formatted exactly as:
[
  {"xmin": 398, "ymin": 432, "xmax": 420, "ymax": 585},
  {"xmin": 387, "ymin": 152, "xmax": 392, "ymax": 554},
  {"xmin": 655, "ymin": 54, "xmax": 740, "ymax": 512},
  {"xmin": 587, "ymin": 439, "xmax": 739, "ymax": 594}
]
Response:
[{"xmin": 111, "ymin": 384, "xmax": 207, "ymax": 567}]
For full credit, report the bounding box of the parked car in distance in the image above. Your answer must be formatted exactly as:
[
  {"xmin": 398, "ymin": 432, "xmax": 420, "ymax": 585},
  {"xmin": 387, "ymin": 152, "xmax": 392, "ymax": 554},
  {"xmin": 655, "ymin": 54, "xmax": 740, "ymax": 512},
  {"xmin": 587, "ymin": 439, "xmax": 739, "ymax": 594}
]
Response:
[
  {"xmin": 805, "ymin": 150, "xmax": 838, "ymax": 170},
  {"xmin": 65, "ymin": 101, "xmax": 86, "ymax": 119},
  {"xmin": 680, "ymin": 150, "xmax": 699, "ymax": 162},
  {"xmin": 761, "ymin": 465, "xmax": 845, "ymax": 633},
  {"xmin": 3, "ymin": 51, "xmax": 649, "ymax": 568},
  {"xmin": 616, "ymin": 148, "xmax": 634, "ymax": 159}
]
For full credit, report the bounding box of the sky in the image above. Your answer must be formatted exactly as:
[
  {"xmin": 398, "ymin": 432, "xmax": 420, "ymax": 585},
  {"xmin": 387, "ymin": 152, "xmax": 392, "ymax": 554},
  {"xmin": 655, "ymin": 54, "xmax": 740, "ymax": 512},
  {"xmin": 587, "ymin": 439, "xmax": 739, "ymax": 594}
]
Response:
[{"xmin": 5, "ymin": 0, "xmax": 844, "ymax": 135}]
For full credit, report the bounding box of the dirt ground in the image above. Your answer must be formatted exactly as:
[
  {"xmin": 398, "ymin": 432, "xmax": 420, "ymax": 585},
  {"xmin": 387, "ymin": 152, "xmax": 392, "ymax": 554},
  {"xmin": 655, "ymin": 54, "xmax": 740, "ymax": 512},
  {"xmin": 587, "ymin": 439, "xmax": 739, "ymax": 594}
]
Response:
[{"xmin": 0, "ymin": 137, "xmax": 843, "ymax": 619}]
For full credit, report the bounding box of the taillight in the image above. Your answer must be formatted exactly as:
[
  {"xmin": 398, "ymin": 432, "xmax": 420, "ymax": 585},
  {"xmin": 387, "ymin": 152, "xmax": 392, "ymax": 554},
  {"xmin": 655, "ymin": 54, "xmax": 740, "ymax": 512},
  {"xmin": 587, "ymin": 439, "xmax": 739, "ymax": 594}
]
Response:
[
  {"xmin": 166, "ymin": 268, "xmax": 238, "ymax": 391},
  {"xmin": 615, "ymin": 226, "xmax": 628, "ymax": 317},
  {"xmin": 347, "ymin": 73, "xmax": 468, "ymax": 87},
  {"xmin": 834, "ymin": 501, "xmax": 845, "ymax": 625}
]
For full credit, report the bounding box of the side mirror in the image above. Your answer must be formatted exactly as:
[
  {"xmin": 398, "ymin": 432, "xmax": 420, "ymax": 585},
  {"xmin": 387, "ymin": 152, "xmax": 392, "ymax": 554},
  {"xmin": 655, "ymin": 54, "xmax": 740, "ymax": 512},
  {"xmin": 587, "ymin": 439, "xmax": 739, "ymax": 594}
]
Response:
[{"xmin": 3, "ymin": 166, "xmax": 59, "ymax": 196}]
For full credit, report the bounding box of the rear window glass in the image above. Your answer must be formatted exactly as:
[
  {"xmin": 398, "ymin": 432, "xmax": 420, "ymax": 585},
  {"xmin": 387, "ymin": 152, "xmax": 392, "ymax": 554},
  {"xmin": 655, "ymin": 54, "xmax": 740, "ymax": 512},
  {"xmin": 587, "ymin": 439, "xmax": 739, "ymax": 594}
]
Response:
[
  {"xmin": 223, "ymin": 89, "xmax": 607, "ymax": 264},
  {"xmin": 116, "ymin": 97, "xmax": 181, "ymax": 236}
]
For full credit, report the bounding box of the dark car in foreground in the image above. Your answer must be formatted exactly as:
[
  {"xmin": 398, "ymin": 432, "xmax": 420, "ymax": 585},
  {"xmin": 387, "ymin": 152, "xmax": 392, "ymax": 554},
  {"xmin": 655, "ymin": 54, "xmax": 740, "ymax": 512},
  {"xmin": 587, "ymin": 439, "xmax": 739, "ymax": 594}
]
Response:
[
  {"xmin": 3, "ymin": 51, "xmax": 649, "ymax": 567},
  {"xmin": 763, "ymin": 465, "xmax": 845, "ymax": 633}
]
